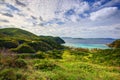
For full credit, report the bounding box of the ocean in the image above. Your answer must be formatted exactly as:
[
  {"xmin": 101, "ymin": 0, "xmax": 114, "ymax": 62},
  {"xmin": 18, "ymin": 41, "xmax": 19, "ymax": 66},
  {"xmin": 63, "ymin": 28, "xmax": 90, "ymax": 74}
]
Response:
[{"xmin": 62, "ymin": 38, "xmax": 115, "ymax": 49}]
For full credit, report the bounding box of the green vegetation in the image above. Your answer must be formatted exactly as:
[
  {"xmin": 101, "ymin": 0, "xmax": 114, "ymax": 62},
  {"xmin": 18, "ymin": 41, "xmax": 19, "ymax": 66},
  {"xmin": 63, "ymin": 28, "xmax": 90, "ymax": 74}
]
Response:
[
  {"xmin": 0, "ymin": 48, "xmax": 120, "ymax": 80},
  {"xmin": 11, "ymin": 43, "xmax": 36, "ymax": 53},
  {"xmin": 108, "ymin": 39, "xmax": 120, "ymax": 48},
  {"xmin": 0, "ymin": 68, "xmax": 17, "ymax": 80},
  {"xmin": 0, "ymin": 28, "xmax": 120, "ymax": 80},
  {"xmin": 0, "ymin": 28, "xmax": 38, "ymax": 40},
  {"xmin": 0, "ymin": 28, "xmax": 65, "ymax": 53}
]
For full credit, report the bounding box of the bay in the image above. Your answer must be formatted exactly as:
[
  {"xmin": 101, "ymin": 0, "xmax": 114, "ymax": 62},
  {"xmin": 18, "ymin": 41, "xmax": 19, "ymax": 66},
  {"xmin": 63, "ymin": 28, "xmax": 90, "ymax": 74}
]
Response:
[{"xmin": 62, "ymin": 37, "xmax": 115, "ymax": 49}]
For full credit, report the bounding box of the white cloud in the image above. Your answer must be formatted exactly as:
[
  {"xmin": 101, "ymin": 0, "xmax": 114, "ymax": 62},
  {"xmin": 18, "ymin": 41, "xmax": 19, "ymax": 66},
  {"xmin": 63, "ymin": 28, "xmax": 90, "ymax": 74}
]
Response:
[
  {"xmin": 0, "ymin": 0, "xmax": 120, "ymax": 38},
  {"xmin": 93, "ymin": 1, "xmax": 102, "ymax": 8},
  {"xmin": 90, "ymin": 7, "xmax": 118, "ymax": 21},
  {"xmin": 75, "ymin": 1, "xmax": 89, "ymax": 14}
]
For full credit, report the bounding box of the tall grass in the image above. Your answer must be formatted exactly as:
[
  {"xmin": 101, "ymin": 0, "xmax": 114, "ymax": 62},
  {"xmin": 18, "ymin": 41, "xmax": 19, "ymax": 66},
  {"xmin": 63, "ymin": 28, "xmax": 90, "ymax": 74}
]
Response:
[{"xmin": 0, "ymin": 48, "xmax": 120, "ymax": 80}]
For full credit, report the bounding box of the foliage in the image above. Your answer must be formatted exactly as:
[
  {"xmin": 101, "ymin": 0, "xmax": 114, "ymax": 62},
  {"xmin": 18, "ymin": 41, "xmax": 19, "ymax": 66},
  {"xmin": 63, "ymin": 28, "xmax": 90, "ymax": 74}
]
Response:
[
  {"xmin": 0, "ymin": 68, "xmax": 27, "ymax": 80},
  {"xmin": 34, "ymin": 60, "xmax": 60, "ymax": 71},
  {"xmin": 0, "ymin": 53, "xmax": 17, "ymax": 69},
  {"xmin": 46, "ymin": 50, "xmax": 63, "ymax": 59},
  {"xmin": 14, "ymin": 59, "xmax": 27, "ymax": 68},
  {"xmin": 108, "ymin": 39, "xmax": 120, "ymax": 48},
  {"xmin": 27, "ymin": 41, "xmax": 53, "ymax": 51},
  {"xmin": 90, "ymin": 48, "xmax": 120, "ymax": 66},
  {"xmin": 0, "ymin": 68, "xmax": 16, "ymax": 80},
  {"xmin": 0, "ymin": 28, "xmax": 65, "ymax": 53},
  {"xmin": 0, "ymin": 39, "xmax": 18, "ymax": 48},
  {"xmin": 0, "ymin": 28, "xmax": 38, "ymax": 40},
  {"xmin": 10, "ymin": 43, "xmax": 35, "ymax": 53},
  {"xmin": 0, "ymin": 48, "xmax": 120, "ymax": 80},
  {"xmin": 39, "ymin": 36, "xmax": 65, "ymax": 44}
]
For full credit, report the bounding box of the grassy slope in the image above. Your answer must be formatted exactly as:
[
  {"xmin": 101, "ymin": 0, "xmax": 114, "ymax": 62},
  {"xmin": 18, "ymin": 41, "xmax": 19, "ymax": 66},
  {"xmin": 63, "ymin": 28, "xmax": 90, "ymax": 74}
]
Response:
[
  {"xmin": 0, "ymin": 28, "xmax": 120, "ymax": 80},
  {"xmin": 108, "ymin": 39, "xmax": 120, "ymax": 48},
  {"xmin": 0, "ymin": 28, "xmax": 65, "ymax": 52},
  {"xmin": 0, "ymin": 48, "xmax": 120, "ymax": 80},
  {"xmin": 0, "ymin": 28, "xmax": 39, "ymax": 40}
]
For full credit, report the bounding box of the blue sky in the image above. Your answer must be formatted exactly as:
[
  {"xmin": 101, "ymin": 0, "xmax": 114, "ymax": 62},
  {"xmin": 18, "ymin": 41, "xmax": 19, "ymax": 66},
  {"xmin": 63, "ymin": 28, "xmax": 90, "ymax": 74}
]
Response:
[{"xmin": 0, "ymin": 0, "xmax": 120, "ymax": 38}]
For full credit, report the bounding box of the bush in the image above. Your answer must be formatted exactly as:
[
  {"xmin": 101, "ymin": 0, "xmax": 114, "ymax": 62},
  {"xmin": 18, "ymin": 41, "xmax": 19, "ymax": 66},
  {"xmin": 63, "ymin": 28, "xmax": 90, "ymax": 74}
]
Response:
[
  {"xmin": 11, "ymin": 43, "xmax": 35, "ymax": 53},
  {"xmin": 34, "ymin": 60, "xmax": 60, "ymax": 71},
  {"xmin": 0, "ymin": 40, "xmax": 18, "ymax": 48},
  {"xmin": 108, "ymin": 39, "xmax": 120, "ymax": 48},
  {"xmin": 0, "ymin": 54, "xmax": 17, "ymax": 68},
  {"xmin": 46, "ymin": 50, "xmax": 63, "ymax": 59},
  {"xmin": 0, "ymin": 68, "xmax": 16, "ymax": 80},
  {"xmin": 91, "ymin": 49, "xmax": 120, "ymax": 66},
  {"xmin": 16, "ymin": 52, "xmax": 46, "ymax": 59},
  {"xmin": 0, "ymin": 68, "xmax": 27, "ymax": 80},
  {"xmin": 16, "ymin": 72, "xmax": 27, "ymax": 80},
  {"xmin": 14, "ymin": 59, "xmax": 27, "ymax": 68},
  {"xmin": 17, "ymin": 54, "xmax": 32, "ymax": 59},
  {"xmin": 27, "ymin": 41, "xmax": 53, "ymax": 51},
  {"xmin": 36, "ymin": 51, "xmax": 46, "ymax": 59}
]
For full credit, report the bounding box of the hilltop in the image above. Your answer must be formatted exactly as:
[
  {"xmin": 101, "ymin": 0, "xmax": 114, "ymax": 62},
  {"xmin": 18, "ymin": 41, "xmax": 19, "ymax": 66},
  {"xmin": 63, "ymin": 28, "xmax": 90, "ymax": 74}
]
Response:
[
  {"xmin": 108, "ymin": 39, "xmax": 120, "ymax": 48},
  {"xmin": 0, "ymin": 28, "xmax": 65, "ymax": 53},
  {"xmin": 0, "ymin": 28, "xmax": 39, "ymax": 40}
]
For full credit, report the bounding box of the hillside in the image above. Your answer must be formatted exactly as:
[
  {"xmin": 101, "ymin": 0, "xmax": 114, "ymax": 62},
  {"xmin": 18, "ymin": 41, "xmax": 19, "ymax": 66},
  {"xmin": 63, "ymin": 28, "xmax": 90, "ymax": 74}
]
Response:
[
  {"xmin": 0, "ymin": 48, "xmax": 120, "ymax": 80},
  {"xmin": 0, "ymin": 28, "xmax": 120, "ymax": 80},
  {"xmin": 0, "ymin": 28, "xmax": 39, "ymax": 40},
  {"xmin": 0, "ymin": 28, "xmax": 65, "ymax": 53},
  {"xmin": 108, "ymin": 39, "xmax": 120, "ymax": 48}
]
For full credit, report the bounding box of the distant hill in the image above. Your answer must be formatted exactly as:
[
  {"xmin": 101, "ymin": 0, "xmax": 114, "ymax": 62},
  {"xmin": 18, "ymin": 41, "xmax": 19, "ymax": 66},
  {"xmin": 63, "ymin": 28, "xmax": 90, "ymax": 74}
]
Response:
[
  {"xmin": 62, "ymin": 37, "xmax": 115, "ymax": 40},
  {"xmin": 0, "ymin": 28, "xmax": 65, "ymax": 53},
  {"xmin": 0, "ymin": 28, "xmax": 39, "ymax": 40},
  {"xmin": 108, "ymin": 39, "xmax": 120, "ymax": 48}
]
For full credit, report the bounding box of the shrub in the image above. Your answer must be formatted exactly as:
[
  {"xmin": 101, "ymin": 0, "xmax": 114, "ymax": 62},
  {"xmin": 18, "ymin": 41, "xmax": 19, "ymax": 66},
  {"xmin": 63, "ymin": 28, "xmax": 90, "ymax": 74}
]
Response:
[
  {"xmin": 17, "ymin": 54, "xmax": 32, "ymax": 59},
  {"xmin": 0, "ymin": 54, "xmax": 17, "ymax": 68},
  {"xmin": 14, "ymin": 59, "xmax": 27, "ymax": 68},
  {"xmin": 11, "ymin": 43, "xmax": 35, "ymax": 53},
  {"xmin": 46, "ymin": 50, "xmax": 63, "ymax": 59},
  {"xmin": 34, "ymin": 60, "xmax": 60, "ymax": 71},
  {"xmin": 36, "ymin": 51, "xmax": 46, "ymax": 59},
  {"xmin": 27, "ymin": 41, "xmax": 53, "ymax": 51},
  {"xmin": 0, "ymin": 40, "xmax": 18, "ymax": 48},
  {"xmin": 16, "ymin": 72, "xmax": 27, "ymax": 80},
  {"xmin": 17, "ymin": 39, "xmax": 27, "ymax": 44},
  {"xmin": 16, "ymin": 52, "xmax": 47, "ymax": 59},
  {"xmin": 53, "ymin": 37, "xmax": 65, "ymax": 44},
  {"xmin": 108, "ymin": 39, "xmax": 120, "ymax": 48},
  {"xmin": 0, "ymin": 68, "xmax": 16, "ymax": 80}
]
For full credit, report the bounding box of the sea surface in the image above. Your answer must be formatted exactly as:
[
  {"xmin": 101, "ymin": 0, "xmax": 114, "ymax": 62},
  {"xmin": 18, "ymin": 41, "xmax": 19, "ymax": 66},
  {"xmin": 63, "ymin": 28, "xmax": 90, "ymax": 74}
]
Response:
[{"xmin": 62, "ymin": 38, "xmax": 115, "ymax": 49}]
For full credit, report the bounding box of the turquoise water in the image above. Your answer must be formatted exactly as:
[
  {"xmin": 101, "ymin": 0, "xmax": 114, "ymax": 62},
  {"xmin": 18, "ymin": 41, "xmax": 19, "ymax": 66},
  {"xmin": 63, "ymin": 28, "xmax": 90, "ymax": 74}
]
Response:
[
  {"xmin": 63, "ymin": 43, "xmax": 110, "ymax": 49},
  {"xmin": 62, "ymin": 38, "xmax": 115, "ymax": 49}
]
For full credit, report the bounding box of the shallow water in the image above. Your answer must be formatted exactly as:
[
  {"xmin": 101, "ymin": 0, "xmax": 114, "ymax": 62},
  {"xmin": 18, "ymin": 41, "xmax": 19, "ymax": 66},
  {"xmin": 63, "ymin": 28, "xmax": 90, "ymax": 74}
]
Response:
[
  {"xmin": 63, "ymin": 43, "xmax": 110, "ymax": 49},
  {"xmin": 62, "ymin": 38, "xmax": 115, "ymax": 49}
]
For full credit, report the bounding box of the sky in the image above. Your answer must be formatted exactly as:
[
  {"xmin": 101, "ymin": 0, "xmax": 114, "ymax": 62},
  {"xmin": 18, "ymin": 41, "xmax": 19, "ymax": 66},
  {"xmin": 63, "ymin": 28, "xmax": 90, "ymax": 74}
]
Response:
[{"xmin": 0, "ymin": 0, "xmax": 120, "ymax": 38}]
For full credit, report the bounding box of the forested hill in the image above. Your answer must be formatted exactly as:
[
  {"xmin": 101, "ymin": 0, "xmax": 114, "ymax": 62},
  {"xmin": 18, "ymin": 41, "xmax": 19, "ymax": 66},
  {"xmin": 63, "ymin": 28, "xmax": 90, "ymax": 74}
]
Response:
[
  {"xmin": 108, "ymin": 39, "xmax": 120, "ymax": 48},
  {"xmin": 0, "ymin": 28, "xmax": 39, "ymax": 40},
  {"xmin": 0, "ymin": 28, "xmax": 65, "ymax": 53}
]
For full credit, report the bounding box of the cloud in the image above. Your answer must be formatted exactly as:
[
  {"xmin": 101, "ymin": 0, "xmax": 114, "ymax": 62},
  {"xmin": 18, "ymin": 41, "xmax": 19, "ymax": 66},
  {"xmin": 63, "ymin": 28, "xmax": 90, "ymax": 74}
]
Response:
[
  {"xmin": 56, "ymin": 1, "xmax": 90, "ymax": 22},
  {"xmin": 0, "ymin": 19, "xmax": 9, "ymax": 23},
  {"xmin": 0, "ymin": 0, "xmax": 120, "ymax": 38},
  {"xmin": 1, "ymin": 13, "xmax": 13, "ymax": 17},
  {"xmin": 90, "ymin": 7, "xmax": 118, "ymax": 21},
  {"xmin": 15, "ymin": 0, "xmax": 26, "ymax": 7},
  {"xmin": 75, "ymin": 1, "xmax": 89, "ymax": 14}
]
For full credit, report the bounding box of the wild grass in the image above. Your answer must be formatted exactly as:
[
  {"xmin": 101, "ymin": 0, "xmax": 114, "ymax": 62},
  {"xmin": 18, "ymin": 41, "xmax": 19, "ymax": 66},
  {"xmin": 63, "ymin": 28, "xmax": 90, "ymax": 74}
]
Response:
[{"xmin": 0, "ymin": 48, "xmax": 120, "ymax": 80}]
